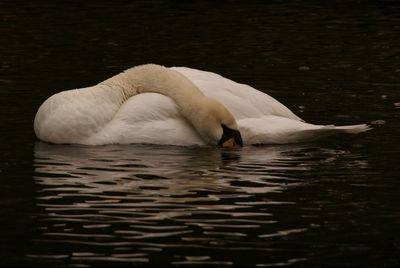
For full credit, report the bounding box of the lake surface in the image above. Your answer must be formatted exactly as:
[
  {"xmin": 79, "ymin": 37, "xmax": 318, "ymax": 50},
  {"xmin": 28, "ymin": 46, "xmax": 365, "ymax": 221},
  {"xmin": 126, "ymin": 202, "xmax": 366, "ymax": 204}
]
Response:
[{"xmin": 1, "ymin": 1, "xmax": 399, "ymax": 267}]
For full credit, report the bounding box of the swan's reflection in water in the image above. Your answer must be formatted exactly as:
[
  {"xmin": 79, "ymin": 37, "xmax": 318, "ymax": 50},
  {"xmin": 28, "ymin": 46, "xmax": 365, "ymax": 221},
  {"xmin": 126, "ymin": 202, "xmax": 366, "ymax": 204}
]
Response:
[{"xmin": 31, "ymin": 142, "xmax": 367, "ymax": 266}]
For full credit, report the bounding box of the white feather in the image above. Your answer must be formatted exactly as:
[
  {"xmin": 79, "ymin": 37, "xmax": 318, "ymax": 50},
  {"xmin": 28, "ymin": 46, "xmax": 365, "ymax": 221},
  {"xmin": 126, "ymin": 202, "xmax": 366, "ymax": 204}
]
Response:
[{"xmin": 34, "ymin": 65, "xmax": 370, "ymax": 146}]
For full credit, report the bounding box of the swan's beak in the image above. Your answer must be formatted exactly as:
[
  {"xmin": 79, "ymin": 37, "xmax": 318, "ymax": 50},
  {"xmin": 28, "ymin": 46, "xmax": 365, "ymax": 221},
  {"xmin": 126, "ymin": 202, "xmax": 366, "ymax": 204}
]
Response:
[
  {"xmin": 219, "ymin": 124, "xmax": 243, "ymax": 148},
  {"xmin": 222, "ymin": 137, "xmax": 238, "ymax": 148}
]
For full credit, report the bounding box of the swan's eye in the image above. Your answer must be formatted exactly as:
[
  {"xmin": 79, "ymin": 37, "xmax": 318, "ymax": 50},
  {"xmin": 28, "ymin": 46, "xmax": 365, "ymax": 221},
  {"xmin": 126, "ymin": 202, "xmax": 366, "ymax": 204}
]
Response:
[{"xmin": 219, "ymin": 124, "xmax": 243, "ymax": 148}]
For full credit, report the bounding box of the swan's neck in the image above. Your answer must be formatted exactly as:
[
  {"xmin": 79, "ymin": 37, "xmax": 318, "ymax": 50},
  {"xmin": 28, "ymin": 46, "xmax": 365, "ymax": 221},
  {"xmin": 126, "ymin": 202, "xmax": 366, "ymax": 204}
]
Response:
[
  {"xmin": 101, "ymin": 64, "xmax": 205, "ymax": 111},
  {"xmin": 101, "ymin": 64, "xmax": 233, "ymax": 144}
]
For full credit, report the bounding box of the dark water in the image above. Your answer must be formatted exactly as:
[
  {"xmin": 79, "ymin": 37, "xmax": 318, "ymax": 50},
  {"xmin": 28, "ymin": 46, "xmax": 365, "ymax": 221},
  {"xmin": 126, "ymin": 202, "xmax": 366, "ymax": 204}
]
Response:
[{"xmin": 1, "ymin": 1, "xmax": 400, "ymax": 267}]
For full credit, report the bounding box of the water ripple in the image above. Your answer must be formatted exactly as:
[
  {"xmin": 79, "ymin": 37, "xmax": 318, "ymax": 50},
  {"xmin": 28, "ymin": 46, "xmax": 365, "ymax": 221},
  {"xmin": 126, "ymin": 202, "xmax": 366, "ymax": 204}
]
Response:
[{"xmin": 30, "ymin": 142, "xmax": 372, "ymax": 266}]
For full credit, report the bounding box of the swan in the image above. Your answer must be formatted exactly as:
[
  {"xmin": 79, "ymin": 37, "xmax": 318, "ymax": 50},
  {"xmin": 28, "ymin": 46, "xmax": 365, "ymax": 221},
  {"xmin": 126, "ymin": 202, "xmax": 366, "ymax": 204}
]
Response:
[{"xmin": 34, "ymin": 64, "xmax": 370, "ymax": 147}]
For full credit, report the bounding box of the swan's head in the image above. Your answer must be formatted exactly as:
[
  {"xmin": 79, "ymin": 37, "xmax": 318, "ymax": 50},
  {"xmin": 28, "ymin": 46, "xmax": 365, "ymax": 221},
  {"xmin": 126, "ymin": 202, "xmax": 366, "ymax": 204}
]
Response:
[
  {"xmin": 218, "ymin": 123, "xmax": 243, "ymax": 148},
  {"xmin": 193, "ymin": 98, "xmax": 243, "ymax": 148}
]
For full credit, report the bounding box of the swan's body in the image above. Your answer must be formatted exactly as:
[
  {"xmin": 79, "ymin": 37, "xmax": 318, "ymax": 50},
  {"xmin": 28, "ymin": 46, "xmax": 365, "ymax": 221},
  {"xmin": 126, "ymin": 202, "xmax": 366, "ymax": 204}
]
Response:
[{"xmin": 34, "ymin": 64, "xmax": 370, "ymax": 146}]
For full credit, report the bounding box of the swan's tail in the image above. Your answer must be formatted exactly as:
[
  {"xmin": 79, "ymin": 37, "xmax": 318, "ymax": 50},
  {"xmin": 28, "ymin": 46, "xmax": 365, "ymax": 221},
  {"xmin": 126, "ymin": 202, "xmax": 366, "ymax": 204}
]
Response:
[
  {"xmin": 239, "ymin": 116, "xmax": 372, "ymax": 145},
  {"xmin": 333, "ymin": 124, "xmax": 372, "ymax": 134},
  {"xmin": 291, "ymin": 123, "xmax": 372, "ymax": 143},
  {"xmin": 285, "ymin": 123, "xmax": 372, "ymax": 143}
]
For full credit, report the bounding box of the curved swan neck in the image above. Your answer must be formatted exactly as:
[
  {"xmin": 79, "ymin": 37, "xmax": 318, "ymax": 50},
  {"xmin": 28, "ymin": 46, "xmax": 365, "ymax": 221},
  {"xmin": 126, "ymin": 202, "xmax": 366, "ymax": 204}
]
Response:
[
  {"xmin": 100, "ymin": 64, "xmax": 237, "ymax": 145},
  {"xmin": 101, "ymin": 64, "xmax": 205, "ymax": 108}
]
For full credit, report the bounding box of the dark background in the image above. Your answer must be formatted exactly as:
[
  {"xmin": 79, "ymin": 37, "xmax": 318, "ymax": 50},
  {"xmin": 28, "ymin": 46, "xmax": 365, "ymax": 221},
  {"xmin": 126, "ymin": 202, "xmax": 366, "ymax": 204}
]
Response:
[{"xmin": 1, "ymin": 1, "xmax": 399, "ymax": 266}]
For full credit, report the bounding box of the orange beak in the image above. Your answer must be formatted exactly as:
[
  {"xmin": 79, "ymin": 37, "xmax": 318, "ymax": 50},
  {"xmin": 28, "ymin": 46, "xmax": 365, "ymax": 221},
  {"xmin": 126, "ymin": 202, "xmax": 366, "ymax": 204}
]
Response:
[{"xmin": 222, "ymin": 137, "xmax": 237, "ymax": 148}]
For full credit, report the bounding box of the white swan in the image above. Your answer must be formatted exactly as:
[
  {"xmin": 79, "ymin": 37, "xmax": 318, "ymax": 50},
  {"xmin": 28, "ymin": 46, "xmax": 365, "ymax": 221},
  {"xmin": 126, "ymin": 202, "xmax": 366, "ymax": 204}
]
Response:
[{"xmin": 34, "ymin": 64, "xmax": 370, "ymax": 147}]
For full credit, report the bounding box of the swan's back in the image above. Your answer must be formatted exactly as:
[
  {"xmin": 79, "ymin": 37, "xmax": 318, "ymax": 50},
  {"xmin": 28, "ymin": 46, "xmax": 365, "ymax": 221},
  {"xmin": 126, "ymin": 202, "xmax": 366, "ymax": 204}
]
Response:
[{"xmin": 172, "ymin": 67, "xmax": 302, "ymax": 121}]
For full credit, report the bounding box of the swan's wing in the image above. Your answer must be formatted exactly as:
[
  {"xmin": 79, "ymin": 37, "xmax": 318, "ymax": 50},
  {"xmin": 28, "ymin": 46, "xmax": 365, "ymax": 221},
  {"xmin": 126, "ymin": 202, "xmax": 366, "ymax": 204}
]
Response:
[
  {"xmin": 35, "ymin": 84, "xmax": 204, "ymax": 146},
  {"xmin": 172, "ymin": 67, "xmax": 302, "ymax": 121},
  {"xmin": 84, "ymin": 93, "xmax": 205, "ymax": 146},
  {"xmin": 238, "ymin": 115, "xmax": 370, "ymax": 144}
]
